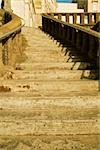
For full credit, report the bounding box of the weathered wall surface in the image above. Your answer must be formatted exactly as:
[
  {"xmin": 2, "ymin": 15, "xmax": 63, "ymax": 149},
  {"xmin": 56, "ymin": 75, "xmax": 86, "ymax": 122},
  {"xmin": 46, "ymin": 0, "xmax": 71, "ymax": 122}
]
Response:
[{"xmin": 0, "ymin": 10, "xmax": 22, "ymax": 77}]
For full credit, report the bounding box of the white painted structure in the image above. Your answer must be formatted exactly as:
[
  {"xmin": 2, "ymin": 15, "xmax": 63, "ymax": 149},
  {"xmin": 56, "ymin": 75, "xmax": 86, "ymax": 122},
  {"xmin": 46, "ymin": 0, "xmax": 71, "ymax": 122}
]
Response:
[
  {"xmin": 88, "ymin": 0, "xmax": 100, "ymax": 12},
  {"xmin": 10, "ymin": 0, "xmax": 84, "ymax": 27},
  {"xmin": 0, "ymin": 0, "xmax": 2, "ymax": 8},
  {"xmin": 4, "ymin": 0, "xmax": 100, "ymax": 27},
  {"xmin": 10, "ymin": 0, "xmax": 57, "ymax": 27},
  {"xmin": 56, "ymin": 3, "xmax": 84, "ymax": 13},
  {"xmin": 11, "ymin": 0, "xmax": 34, "ymax": 27}
]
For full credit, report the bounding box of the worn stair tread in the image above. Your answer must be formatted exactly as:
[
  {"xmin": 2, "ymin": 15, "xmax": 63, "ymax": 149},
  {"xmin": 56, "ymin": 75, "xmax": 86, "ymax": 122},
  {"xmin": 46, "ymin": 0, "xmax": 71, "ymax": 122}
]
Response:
[
  {"xmin": 0, "ymin": 79, "xmax": 98, "ymax": 94},
  {"xmin": 0, "ymin": 135, "xmax": 99, "ymax": 150},
  {"xmin": 18, "ymin": 62, "xmax": 91, "ymax": 71},
  {"xmin": 0, "ymin": 108, "xmax": 99, "ymax": 120},
  {"xmin": 0, "ymin": 96, "xmax": 99, "ymax": 120},
  {"xmin": 0, "ymin": 119, "xmax": 99, "ymax": 136},
  {"xmin": 11, "ymin": 70, "xmax": 92, "ymax": 80}
]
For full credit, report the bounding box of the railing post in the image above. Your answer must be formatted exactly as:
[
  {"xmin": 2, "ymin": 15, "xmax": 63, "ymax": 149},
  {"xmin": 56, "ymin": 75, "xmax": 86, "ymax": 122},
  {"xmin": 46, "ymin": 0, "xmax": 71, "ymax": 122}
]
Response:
[
  {"xmin": 58, "ymin": 14, "xmax": 62, "ymax": 20},
  {"xmin": 7, "ymin": 37, "xmax": 13, "ymax": 66},
  {"xmin": 81, "ymin": 32, "xmax": 88, "ymax": 57},
  {"xmin": 0, "ymin": 43, "xmax": 3, "ymax": 65},
  {"xmin": 88, "ymin": 13, "xmax": 93, "ymax": 25},
  {"xmin": 0, "ymin": 43, "xmax": 5, "ymax": 76},
  {"xmin": 76, "ymin": 30, "xmax": 82, "ymax": 51},
  {"xmin": 88, "ymin": 36, "xmax": 96, "ymax": 60},
  {"xmin": 97, "ymin": 38, "xmax": 100, "ymax": 91},
  {"xmin": 71, "ymin": 28, "xmax": 76, "ymax": 46},
  {"xmin": 51, "ymin": 13, "xmax": 54, "ymax": 18},
  {"xmin": 80, "ymin": 14, "xmax": 84, "ymax": 25},
  {"xmin": 66, "ymin": 14, "xmax": 69, "ymax": 23},
  {"xmin": 73, "ymin": 13, "xmax": 77, "ymax": 24},
  {"xmin": 2, "ymin": 39, "xmax": 8, "ymax": 65},
  {"xmin": 96, "ymin": 13, "xmax": 99, "ymax": 23}
]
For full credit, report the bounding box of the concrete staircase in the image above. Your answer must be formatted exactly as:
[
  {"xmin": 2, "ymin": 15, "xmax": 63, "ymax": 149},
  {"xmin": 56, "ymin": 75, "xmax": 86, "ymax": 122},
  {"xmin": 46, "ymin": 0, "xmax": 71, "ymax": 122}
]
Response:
[{"xmin": 0, "ymin": 27, "xmax": 99, "ymax": 150}]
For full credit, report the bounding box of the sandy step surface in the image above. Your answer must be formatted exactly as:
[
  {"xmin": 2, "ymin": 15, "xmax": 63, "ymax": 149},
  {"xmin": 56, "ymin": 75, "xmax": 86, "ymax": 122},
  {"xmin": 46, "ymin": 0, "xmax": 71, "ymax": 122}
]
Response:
[
  {"xmin": 0, "ymin": 27, "xmax": 99, "ymax": 149},
  {"xmin": 11, "ymin": 70, "xmax": 93, "ymax": 80},
  {"xmin": 0, "ymin": 80, "xmax": 98, "ymax": 94},
  {"xmin": 0, "ymin": 135, "xmax": 99, "ymax": 150}
]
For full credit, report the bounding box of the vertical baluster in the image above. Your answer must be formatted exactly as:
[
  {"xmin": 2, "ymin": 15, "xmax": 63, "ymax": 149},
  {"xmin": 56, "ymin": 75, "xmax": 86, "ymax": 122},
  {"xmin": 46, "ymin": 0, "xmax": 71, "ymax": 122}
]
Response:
[
  {"xmin": 71, "ymin": 28, "xmax": 76, "ymax": 46},
  {"xmin": 58, "ymin": 14, "xmax": 62, "ymax": 20},
  {"xmin": 12, "ymin": 34, "xmax": 17, "ymax": 66},
  {"xmin": 0, "ymin": 42, "xmax": 5, "ymax": 75},
  {"xmin": 88, "ymin": 36, "xmax": 97, "ymax": 60},
  {"xmin": 54, "ymin": 22, "xmax": 58, "ymax": 39},
  {"xmin": 58, "ymin": 23, "xmax": 61, "ymax": 39},
  {"xmin": 66, "ymin": 14, "xmax": 69, "ymax": 23},
  {"xmin": 2, "ymin": 39, "xmax": 8, "ymax": 65},
  {"xmin": 51, "ymin": 13, "xmax": 54, "ymax": 18},
  {"xmin": 81, "ymin": 32, "xmax": 89, "ymax": 57},
  {"xmin": 88, "ymin": 13, "xmax": 92, "ymax": 25},
  {"xmin": 66, "ymin": 27, "xmax": 72, "ymax": 45},
  {"xmin": 94, "ymin": 13, "xmax": 99, "ymax": 23},
  {"xmin": 0, "ymin": 43, "xmax": 3, "ymax": 65},
  {"xmin": 80, "ymin": 13, "xmax": 84, "ymax": 25},
  {"xmin": 61, "ymin": 24, "xmax": 65, "ymax": 42},
  {"xmin": 53, "ymin": 21, "xmax": 56, "ymax": 38},
  {"xmin": 86, "ymin": 13, "xmax": 89, "ymax": 24},
  {"xmin": 76, "ymin": 30, "xmax": 82, "ymax": 51},
  {"xmin": 52, "ymin": 20, "xmax": 54, "ymax": 37},
  {"xmin": 47, "ymin": 18, "xmax": 50, "ymax": 33},
  {"xmin": 73, "ymin": 13, "xmax": 77, "ymax": 24},
  {"xmin": 96, "ymin": 13, "xmax": 99, "ymax": 23},
  {"xmin": 7, "ymin": 37, "xmax": 13, "ymax": 66}
]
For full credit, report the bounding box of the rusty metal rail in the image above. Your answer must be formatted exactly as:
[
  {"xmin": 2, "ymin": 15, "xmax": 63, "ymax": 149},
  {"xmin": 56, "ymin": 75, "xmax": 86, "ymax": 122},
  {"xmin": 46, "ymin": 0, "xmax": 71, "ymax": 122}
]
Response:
[
  {"xmin": 47, "ymin": 12, "xmax": 100, "ymax": 26},
  {"xmin": 0, "ymin": 10, "xmax": 23, "ymax": 69},
  {"xmin": 42, "ymin": 14, "xmax": 100, "ymax": 90}
]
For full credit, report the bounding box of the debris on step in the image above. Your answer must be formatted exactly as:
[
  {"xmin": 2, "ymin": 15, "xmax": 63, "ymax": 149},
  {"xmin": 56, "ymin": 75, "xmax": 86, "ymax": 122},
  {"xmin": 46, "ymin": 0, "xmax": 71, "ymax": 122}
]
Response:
[{"xmin": 0, "ymin": 85, "xmax": 11, "ymax": 92}]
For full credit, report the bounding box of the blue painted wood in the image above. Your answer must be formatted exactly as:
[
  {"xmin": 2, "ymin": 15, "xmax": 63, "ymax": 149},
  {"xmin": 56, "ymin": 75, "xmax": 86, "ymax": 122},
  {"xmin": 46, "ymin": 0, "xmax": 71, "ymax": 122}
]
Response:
[{"xmin": 56, "ymin": 0, "xmax": 73, "ymax": 3}]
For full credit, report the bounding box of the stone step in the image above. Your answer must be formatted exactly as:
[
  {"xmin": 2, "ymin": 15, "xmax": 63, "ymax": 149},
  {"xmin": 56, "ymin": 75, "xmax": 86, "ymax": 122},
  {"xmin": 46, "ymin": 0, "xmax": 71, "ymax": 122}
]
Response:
[
  {"xmin": 26, "ymin": 41, "xmax": 60, "ymax": 47},
  {"xmin": 0, "ymin": 80, "xmax": 98, "ymax": 94},
  {"xmin": 0, "ymin": 26, "xmax": 99, "ymax": 150},
  {"xmin": 12, "ymin": 70, "xmax": 92, "ymax": 80},
  {"xmin": 0, "ymin": 96, "xmax": 99, "ymax": 120},
  {"xmin": 0, "ymin": 135, "xmax": 99, "ymax": 150},
  {"xmin": 24, "ymin": 52, "xmax": 66, "ymax": 63},
  {"xmin": 26, "ymin": 45, "xmax": 61, "ymax": 50},
  {"xmin": 19, "ymin": 62, "xmax": 89, "ymax": 70},
  {"xmin": 0, "ymin": 109, "xmax": 98, "ymax": 121},
  {"xmin": 0, "ymin": 96, "xmax": 99, "ymax": 109},
  {"xmin": 0, "ymin": 118, "xmax": 99, "ymax": 136}
]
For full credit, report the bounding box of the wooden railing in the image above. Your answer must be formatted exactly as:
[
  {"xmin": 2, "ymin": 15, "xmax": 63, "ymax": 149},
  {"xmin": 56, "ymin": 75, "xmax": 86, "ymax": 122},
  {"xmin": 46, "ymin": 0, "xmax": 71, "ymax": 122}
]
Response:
[
  {"xmin": 47, "ymin": 12, "xmax": 100, "ymax": 26},
  {"xmin": 42, "ymin": 14, "xmax": 100, "ymax": 60},
  {"xmin": 0, "ymin": 9, "xmax": 12, "ymax": 26},
  {"xmin": 0, "ymin": 10, "xmax": 23, "ymax": 76},
  {"xmin": 42, "ymin": 14, "xmax": 100, "ymax": 77}
]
